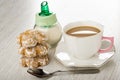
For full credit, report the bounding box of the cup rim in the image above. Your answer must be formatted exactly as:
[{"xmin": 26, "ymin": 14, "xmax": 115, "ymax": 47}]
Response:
[{"xmin": 63, "ymin": 21, "xmax": 104, "ymax": 38}]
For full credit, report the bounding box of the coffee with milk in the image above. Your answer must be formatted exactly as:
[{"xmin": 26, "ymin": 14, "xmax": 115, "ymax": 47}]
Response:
[{"xmin": 66, "ymin": 26, "xmax": 101, "ymax": 37}]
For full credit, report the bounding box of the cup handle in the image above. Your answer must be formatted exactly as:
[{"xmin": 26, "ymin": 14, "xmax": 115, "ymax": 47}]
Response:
[{"xmin": 99, "ymin": 37, "xmax": 114, "ymax": 53}]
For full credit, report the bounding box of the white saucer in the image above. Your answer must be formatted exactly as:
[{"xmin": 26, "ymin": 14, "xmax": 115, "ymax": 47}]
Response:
[{"xmin": 55, "ymin": 41, "xmax": 115, "ymax": 68}]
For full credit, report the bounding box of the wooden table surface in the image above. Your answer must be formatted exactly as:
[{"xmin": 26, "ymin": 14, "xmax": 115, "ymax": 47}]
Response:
[{"xmin": 0, "ymin": 0, "xmax": 120, "ymax": 80}]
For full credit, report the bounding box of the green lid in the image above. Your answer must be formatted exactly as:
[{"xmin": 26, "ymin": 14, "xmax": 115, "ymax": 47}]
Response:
[{"xmin": 35, "ymin": 1, "xmax": 57, "ymax": 27}]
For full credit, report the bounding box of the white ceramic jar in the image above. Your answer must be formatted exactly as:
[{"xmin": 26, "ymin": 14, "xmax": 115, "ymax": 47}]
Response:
[{"xmin": 34, "ymin": 1, "xmax": 62, "ymax": 46}]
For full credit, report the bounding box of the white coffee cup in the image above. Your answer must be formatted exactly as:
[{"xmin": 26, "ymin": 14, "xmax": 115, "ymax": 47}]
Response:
[{"xmin": 63, "ymin": 21, "xmax": 114, "ymax": 60}]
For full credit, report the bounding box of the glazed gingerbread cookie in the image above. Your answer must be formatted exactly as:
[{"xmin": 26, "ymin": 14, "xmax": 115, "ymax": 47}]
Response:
[
  {"xmin": 20, "ymin": 56, "xmax": 49, "ymax": 68},
  {"xmin": 17, "ymin": 29, "xmax": 46, "ymax": 47},
  {"xmin": 18, "ymin": 43, "xmax": 48, "ymax": 57},
  {"xmin": 17, "ymin": 29, "xmax": 49, "ymax": 68}
]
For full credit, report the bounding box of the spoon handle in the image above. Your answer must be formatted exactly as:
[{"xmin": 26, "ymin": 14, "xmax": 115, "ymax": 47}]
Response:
[{"xmin": 52, "ymin": 69, "xmax": 100, "ymax": 75}]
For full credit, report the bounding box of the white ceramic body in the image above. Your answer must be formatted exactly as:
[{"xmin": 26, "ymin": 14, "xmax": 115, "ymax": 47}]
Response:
[
  {"xmin": 35, "ymin": 22, "xmax": 62, "ymax": 46},
  {"xmin": 63, "ymin": 21, "xmax": 103, "ymax": 59}
]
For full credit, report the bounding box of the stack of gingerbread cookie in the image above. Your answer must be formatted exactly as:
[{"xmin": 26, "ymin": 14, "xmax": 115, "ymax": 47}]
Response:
[{"xmin": 17, "ymin": 29, "xmax": 49, "ymax": 68}]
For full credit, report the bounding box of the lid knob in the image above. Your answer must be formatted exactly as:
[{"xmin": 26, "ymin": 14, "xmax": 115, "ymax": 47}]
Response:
[{"xmin": 39, "ymin": 1, "xmax": 52, "ymax": 16}]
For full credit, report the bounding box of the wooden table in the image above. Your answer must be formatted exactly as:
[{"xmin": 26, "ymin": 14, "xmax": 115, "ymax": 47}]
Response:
[{"xmin": 0, "ymin": 0, "xmax": 119, "ymax": 80}]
